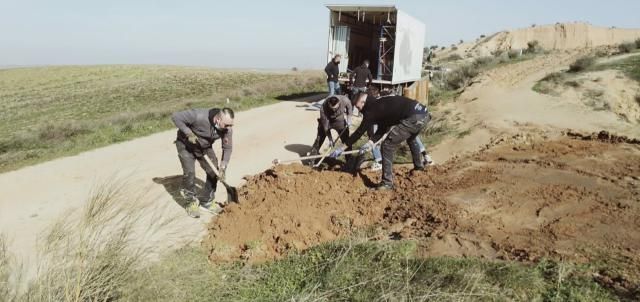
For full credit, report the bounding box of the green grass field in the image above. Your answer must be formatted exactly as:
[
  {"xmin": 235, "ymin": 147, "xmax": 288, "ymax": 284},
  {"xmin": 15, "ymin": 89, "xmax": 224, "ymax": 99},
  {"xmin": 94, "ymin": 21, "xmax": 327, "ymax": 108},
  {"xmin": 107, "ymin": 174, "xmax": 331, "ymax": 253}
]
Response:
[{"xmin": 0, "ymin": 65, "xmax": 324, "ymax": 172}]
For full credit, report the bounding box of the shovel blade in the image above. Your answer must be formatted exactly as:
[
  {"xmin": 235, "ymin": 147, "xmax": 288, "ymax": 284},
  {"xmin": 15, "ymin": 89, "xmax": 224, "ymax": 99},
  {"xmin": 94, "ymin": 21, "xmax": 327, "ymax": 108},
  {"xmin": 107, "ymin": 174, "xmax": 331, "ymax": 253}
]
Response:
[{"xmin": 224, "ymin": 183, "xmax": 239, "ymax": 203}]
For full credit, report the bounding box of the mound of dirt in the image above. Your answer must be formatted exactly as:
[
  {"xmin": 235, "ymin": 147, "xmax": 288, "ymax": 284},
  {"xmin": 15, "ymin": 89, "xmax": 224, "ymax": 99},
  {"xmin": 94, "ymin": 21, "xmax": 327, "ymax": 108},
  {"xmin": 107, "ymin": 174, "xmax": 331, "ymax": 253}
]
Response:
[
  {"xmin": 437, "ymin": 22, "xmax": 640, "ymax": 58},
  {"xmin": 205, "ymin": 132, "xmax": 640, "ymax": 277}
]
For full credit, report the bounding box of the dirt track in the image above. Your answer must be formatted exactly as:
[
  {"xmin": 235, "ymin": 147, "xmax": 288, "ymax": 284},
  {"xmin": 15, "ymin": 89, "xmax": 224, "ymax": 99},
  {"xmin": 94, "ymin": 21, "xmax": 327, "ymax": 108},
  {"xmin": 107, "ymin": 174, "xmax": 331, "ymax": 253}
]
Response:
[
  {"xmin": 0, "ymin": 100, "xmax": 320, "ymax": 277},
  {"xmin": 206, "ymin": 132, "xmax": 640, "ymax": 281}
]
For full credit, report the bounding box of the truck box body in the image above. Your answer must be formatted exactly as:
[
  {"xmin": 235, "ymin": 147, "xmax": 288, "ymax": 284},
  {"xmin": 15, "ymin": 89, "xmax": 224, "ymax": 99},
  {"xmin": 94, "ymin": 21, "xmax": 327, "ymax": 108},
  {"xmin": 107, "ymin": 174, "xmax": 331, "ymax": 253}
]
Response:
[{"xmin": 326, "ymin": 5, "xmax": 425, "ymax": 85}]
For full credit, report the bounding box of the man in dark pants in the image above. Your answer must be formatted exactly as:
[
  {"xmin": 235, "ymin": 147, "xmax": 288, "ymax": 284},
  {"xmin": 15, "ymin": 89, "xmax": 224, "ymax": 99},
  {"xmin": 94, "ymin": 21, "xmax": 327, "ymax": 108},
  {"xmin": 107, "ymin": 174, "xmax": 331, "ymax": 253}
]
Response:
[
  {"xmin": 310, "ymin": 95, "xmax": 353, "ymax": 162},
  {"xmin": 171, "ymin": 107, "xmax": 234, "ymax": 218},
  {"xmin": 331, "ymin": 93, "xmax": 430, "ymax": 190},
  {"xmin": 349, "ymin": 60, "xmax": 373, "ymax": 96},
  {"xmin": 324, "ymin": 55, "xmax": 341, "ymax": 96}
]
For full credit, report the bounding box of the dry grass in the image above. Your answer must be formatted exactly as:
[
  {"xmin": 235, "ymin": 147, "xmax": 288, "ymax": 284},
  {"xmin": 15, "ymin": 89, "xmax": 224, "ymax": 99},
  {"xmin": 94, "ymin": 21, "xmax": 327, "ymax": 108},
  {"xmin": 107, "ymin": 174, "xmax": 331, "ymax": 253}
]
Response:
[
  {"xmin": 0, "ymin": 178, "xmax": 183, "ymax": 302},
  {"xmin": 0, "ymin": 66, "xmax": 325, "ymax": 172}
]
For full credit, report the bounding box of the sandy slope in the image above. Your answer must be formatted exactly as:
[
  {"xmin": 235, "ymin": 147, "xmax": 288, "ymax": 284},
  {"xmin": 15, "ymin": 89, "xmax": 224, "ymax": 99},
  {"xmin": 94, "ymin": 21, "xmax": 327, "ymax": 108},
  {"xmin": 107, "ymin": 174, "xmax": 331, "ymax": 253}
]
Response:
[
  {"xmin": 431, "ymin": 52, "xmax": 640, "ymax": 161},
  {"xmin": 437, "ymin": 22, "xmax": 640, "ymax": 58},
  {"xmin": 0, "ymin": 100, "xmax": 320, "ymax": 277}
]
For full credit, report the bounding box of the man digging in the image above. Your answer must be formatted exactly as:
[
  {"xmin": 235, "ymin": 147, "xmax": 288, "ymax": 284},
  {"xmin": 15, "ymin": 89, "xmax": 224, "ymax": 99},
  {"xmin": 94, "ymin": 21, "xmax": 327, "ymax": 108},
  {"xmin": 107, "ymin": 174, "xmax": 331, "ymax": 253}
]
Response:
[
  {"xmin": 310, "ymin": 95, "xmax": 354, "ymax": 161},
  {"xmin": 331, "ymin": 93, "xmax": 430, "ymax": 190},
  {"xmin": 171, "ymin": 107, "xmax": 234, "ymax": 218}
]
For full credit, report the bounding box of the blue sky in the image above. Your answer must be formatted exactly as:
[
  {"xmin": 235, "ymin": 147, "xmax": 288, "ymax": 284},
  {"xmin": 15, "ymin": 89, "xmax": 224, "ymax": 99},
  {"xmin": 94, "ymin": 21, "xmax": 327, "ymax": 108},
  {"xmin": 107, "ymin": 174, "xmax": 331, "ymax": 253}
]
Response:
[{"xmin": 1, "ymin": 0, "xmax": 639, "ymax": 69}]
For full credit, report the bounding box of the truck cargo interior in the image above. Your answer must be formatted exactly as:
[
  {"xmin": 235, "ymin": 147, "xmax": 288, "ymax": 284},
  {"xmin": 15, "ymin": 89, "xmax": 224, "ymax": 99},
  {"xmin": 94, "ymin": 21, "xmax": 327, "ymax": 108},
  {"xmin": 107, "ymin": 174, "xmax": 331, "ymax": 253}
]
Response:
[{"xmin": 327, "ymin": 7, "xmax": 398, "ymax": 82}]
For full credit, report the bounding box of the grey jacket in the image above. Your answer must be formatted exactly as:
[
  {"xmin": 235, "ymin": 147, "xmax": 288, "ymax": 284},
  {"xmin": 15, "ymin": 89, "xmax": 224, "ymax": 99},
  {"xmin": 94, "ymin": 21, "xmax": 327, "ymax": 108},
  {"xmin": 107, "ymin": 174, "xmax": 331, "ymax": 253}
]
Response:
[
  {"xmin": 320, "ymin": 95, "xmax": 353, "ymax": 132},
  {"xmin": 171, "ymin": 108, "xmax": 232, "ymax": 166}
]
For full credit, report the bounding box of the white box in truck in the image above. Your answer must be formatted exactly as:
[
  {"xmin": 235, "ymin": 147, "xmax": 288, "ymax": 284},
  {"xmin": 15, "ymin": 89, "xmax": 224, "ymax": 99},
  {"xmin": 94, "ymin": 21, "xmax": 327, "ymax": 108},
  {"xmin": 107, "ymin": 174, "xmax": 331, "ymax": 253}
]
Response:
[{"xmin": 326, "ymin": 5, "xmax": 426, "ymax": 87}]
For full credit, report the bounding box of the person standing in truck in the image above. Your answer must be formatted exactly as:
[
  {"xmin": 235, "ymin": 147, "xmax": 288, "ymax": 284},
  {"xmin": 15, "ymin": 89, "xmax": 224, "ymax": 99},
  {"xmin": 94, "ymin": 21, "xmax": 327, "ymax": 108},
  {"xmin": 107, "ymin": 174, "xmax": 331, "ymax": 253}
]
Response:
[
  {"xmin": 324, "ymin": 54, "xmax": 341, "ymax": 96},
  {"xmin": 349, "ymin": 59, "xmax": 373, "ymax": 97}
]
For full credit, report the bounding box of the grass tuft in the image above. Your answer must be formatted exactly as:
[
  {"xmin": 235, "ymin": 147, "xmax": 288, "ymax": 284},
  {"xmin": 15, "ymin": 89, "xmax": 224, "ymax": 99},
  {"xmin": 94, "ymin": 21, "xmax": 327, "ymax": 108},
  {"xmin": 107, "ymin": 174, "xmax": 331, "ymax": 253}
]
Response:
[{"xmin": 569, "ymin": 56, "xmax": 596, "ymax": 73}]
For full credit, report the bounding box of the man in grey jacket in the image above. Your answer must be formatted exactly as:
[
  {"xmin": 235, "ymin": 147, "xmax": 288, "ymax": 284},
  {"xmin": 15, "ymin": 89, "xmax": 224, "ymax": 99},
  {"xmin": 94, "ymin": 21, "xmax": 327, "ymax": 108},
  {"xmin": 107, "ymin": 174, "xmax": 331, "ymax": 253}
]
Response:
[
  {"xmin": 171, "ymin": 107, "xmax": 234, "ymax": 218},
  {"xmin": 310, "ymin": 95, "xmax": 353, "ymax": 157}
]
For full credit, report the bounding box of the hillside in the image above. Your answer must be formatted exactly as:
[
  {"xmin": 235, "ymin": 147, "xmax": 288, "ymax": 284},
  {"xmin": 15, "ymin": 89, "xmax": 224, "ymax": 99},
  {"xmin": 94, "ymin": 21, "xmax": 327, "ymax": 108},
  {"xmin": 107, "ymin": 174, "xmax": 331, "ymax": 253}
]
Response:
[{"xmin": 436, "ymin": 22, "xmax": 640, "ymax": 58}]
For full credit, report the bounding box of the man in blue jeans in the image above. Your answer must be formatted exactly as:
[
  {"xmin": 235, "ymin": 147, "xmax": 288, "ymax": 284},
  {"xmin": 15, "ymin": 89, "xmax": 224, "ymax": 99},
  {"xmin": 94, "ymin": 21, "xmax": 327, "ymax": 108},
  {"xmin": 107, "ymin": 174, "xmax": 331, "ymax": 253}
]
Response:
[{"xmin": 324, "ymin": 55, "xmax": 341, "ymax": 96}]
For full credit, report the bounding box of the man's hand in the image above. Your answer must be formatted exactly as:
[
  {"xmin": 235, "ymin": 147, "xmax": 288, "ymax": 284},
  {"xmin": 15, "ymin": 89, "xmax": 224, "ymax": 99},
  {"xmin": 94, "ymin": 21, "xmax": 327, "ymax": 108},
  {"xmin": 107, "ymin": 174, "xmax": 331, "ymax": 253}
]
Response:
[
  {"xmin": 218, "ymin": 165, "xmax": 227, "ymax": 182},
  {"xmin": 329, "ymin": 146, "xmax": 345, "ymax": 158},
  {"xmin": 359, "ymin": 140, "xmax": 374, "ymax": 155},
  {"xmin": 187, "ymin": 133, "xmax": 198, "ymax": 145}
]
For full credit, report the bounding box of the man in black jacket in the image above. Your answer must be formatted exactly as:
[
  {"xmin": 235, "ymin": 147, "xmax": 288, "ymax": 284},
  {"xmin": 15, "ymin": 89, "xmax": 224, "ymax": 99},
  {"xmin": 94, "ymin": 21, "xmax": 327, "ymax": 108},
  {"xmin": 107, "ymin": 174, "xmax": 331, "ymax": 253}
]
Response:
[
  {"xmin": 171, "ymin": 107, "xmax": 234, "ymax": 218},
  {"xmin": 324, "ymin": 55, "xmax": 341, "ymax": 96},
  {"xmin": 349, "ymin": 60, "xmax": 373, "ymax": 96},
  {"xmin": 331, "ymin": 93, "xmax": 430, "ymax": 190}
]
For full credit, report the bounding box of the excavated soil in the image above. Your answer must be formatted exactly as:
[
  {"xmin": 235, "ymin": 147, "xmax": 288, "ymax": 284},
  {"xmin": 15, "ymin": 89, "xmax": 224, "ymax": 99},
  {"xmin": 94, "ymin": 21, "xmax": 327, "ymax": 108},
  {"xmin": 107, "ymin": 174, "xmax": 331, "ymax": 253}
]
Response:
[{"xmin": 205, "ymin": 131, "xmax": 640, "ymax": 274}]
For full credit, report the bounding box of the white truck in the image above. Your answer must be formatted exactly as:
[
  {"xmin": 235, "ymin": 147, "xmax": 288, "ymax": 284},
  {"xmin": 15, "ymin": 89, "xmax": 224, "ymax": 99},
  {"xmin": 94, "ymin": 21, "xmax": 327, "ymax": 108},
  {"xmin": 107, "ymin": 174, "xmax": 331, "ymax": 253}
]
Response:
[{"xmin": 326, "ymin": 4, "xmax": 426, "ymax": 95}]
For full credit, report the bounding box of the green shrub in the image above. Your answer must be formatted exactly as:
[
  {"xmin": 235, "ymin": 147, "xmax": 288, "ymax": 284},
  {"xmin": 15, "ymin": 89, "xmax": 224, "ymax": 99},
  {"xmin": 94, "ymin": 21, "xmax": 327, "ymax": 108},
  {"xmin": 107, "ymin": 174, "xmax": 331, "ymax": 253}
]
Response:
[
  {"xmin": 447, "ymin": 64, "xmax": 480, "ymax": 90},
  {"xmin": 618, "ymin": 42, "xmax": 637, "ymax": 54},
  {"xmin": 569, "ymin": 56, "xmax": 596, "ymax": 72}
]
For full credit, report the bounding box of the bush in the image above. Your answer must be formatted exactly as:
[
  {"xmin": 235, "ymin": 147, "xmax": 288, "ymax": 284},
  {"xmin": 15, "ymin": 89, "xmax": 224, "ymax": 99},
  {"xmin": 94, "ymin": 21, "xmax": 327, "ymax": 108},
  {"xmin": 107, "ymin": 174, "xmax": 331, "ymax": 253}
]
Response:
[
  {"xmin": 508, "ymin": 50, "xmax": 520, "ymax": 59},
  {"xmin": 447, "ymin": 64, "xmax": 480, "ymax": 90},
  {"xmin": 636, "ymin": 38, "xmax": 640, "ymax": 49},
  {"xmin": 526, "ymin": 40, "xmax": 542, "ymax": 54},
  {"xmin": 443, "ymin": 53, "xmax": 463, "ymax": 62},
  {"xmin": 480, "ymin": 34, "xmax": 486, "ymax": 38},
  {"xmin": 569, "ymin": 56, "xmax": 596, "ymax": 72},
  {"xmin": 619, "ymin": 42, "xmax": 637, "ymax": 54}
]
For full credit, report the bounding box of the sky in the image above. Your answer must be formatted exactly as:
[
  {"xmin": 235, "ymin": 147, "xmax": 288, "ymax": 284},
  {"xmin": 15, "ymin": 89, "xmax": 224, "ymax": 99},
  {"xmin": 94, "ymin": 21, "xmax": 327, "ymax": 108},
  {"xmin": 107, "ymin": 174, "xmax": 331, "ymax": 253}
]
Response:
[{"xmin": 1, "ymin": 0, "xmax": 639, "ymax": 69}]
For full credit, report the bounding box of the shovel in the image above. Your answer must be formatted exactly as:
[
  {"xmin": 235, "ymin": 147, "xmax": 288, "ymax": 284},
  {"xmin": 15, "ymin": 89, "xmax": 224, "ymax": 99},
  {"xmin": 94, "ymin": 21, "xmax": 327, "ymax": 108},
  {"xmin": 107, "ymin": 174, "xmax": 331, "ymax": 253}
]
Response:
[
  {"xmin": 313, "ymin": 127, "xmax": 349, "ymax": 168},
  {"xmin": 203, "ymin": 154, "xmax": 239, "ymax": 203}
]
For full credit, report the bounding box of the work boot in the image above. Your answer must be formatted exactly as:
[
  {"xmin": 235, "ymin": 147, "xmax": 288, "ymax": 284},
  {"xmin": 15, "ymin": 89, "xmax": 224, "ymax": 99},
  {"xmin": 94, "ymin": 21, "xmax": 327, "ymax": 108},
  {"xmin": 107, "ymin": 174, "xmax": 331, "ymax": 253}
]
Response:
[
  {"xmin": 200, "ymin": 201, "xmax": 224, "ymax": 215},
  {"xmin": 370, "ymin": 161, "xmax": 382, "ymax": 171},
  {"xmin": 186, "ymin": 201, "xmax": 200, "ymax": 218},
  {"xmin": 374, "ymin": 183, "xmax": 394, "ymax": 191}
]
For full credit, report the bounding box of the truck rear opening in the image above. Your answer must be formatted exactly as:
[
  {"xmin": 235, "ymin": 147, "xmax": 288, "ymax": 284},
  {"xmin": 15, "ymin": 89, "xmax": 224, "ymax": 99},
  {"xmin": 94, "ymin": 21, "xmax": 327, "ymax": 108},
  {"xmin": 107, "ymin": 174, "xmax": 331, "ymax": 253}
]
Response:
[{"xmin": 326, "ymin": 5, "xmax": 425, "ymax": 86}]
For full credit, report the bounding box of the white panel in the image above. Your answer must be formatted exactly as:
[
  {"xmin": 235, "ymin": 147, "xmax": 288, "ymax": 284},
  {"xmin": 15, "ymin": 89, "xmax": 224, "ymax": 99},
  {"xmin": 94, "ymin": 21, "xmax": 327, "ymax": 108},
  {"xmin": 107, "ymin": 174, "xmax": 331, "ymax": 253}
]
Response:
[
  {"xmin": 392, "ymin": 10, "xmax": 426, "ymax": 84},
  {"xmin": 328, "ymin": 26, "xmax": 350, "ymax": 73}
]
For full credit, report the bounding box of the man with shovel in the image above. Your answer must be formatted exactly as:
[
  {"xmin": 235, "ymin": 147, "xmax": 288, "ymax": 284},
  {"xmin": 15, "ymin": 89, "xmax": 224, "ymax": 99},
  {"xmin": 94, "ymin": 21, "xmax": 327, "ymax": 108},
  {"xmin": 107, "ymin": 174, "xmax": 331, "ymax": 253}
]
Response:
[
  {"xmin": 331, "ymin": 93, "xmax": 430, "ymax": 190},
  {"xmin": 171, "ymin": 107, "xmax": 234, "ymax": 218},
  {"xmin": 309, "ymin": 95, "xmax": 353, "ymax": 159}
]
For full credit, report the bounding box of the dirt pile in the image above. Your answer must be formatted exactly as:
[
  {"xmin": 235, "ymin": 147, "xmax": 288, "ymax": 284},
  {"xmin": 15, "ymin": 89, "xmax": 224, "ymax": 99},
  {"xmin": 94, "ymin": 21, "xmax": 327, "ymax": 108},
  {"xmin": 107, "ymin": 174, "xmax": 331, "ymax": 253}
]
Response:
[{"xmin": 206, "ymin": 132, "xmax": 640, "ymax": 276}]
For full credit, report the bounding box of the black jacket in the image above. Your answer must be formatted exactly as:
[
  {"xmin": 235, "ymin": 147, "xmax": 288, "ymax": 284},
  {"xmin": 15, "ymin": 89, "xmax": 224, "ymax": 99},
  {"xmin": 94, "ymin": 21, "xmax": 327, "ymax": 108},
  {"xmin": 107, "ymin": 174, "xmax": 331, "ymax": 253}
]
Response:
[
  {"xmin": 324, "ymin": 61, "xmax": 339, "ymax": 83},
  {"xmin": 345, "ymin": 96, "xmax": 428, "ymax": 146},
  {"xmin": 350, "ymin": 64, "xmax": 373, "ymax": 87}
]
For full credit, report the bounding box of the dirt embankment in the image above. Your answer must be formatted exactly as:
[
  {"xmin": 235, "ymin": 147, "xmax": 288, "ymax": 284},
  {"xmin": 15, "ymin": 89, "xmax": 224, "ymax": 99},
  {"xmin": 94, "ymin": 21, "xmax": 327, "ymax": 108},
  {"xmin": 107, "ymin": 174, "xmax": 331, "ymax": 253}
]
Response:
[
  {"xmin": 205, "ymin": 131, "xmax": 640, "ymax": 276},
  {"xmin": 437, "ymin": 22, "xmax": 640, "ymax": 58}
]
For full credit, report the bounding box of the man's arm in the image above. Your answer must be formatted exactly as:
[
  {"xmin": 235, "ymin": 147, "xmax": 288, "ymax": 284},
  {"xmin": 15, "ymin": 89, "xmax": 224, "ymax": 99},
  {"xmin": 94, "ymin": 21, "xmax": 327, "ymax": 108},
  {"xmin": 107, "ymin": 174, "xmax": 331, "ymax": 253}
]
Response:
[
  {"xmin": 220, "ymin": 128, "xmax": 233, "ymax": 168},
  {"xmin": 343, "ymin": 97, "xmax": 353, "ymax": 120},
  {"xmin": 324, "ymin": 63, "xmax": 333, "ymax": 81},
  {"xmin": 345, "ymin": 117, "xmax": 372, "ymax": 146},
  {"xmin": 171, "ymin": 110, "xmax": 197, "ymax": 136},
  {"xmin": 319, "ymin": 105, "xmax": 330, "ymax": 132},
  {"xmin": 367, "ymin": 69, "xmax": 373, "ymax": 86}
]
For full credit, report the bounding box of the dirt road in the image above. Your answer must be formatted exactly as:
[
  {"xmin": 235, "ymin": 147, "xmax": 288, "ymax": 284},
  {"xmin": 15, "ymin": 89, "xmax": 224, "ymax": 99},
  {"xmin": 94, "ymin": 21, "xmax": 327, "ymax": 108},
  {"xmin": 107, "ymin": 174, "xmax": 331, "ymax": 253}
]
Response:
[{"xmin": 0, "ymin": 100, "xmax": 320, "ymax": 276}]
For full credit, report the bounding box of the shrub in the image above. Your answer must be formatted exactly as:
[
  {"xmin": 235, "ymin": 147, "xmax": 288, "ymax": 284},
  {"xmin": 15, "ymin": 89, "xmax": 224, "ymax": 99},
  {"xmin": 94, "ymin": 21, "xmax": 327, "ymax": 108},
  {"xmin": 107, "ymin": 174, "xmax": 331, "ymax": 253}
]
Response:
[
  {"xmin": 459, "ymin": 39, "xmax": 464, "ymax": 44},
  {"xmin": 526, "ymin": 40, "xmax": 542, "ymax": 54},
  {"xmin": 569, "ymin": 56, "xmax": 596, "ymax": 72},
  {"xmin": 508, "ymin": 50, "xmax": 520, "ymax": 59},
  {"xmin": 480, "ymin": 34, "xmax": 486, "ymax": 38},
  {"xmin": 540, "ymin": 72, "xmax": 566, "ymax": 84},
  {"xmin": 451, "ymin": 46, "xmax": 458, "ymax": 51},
  {"xmin": 564, "ymin": 80, "xmax": 581, "ymax": 88},
  {"xmin": 441, "ymin": 46, "xmax": 446, "ymax": 50},
  {"xmin": 473, "ymin": 56, "xmax": 498, "ymax": 68},
  {"xmin": 636, "ymin": 38, "xmax": 640, "ymax": 49},
  {"xmin": 619, "ymin": 42, "xmax": 637, "ymax": 53},
  {"xmin": 443, "ymin": 53, "xmax": 463, "ymax": 62},
  {"xmin": 447, "ymin": 64, "xmax": 480, "ymax": 90}
]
